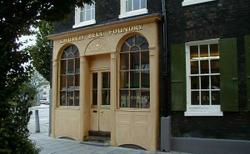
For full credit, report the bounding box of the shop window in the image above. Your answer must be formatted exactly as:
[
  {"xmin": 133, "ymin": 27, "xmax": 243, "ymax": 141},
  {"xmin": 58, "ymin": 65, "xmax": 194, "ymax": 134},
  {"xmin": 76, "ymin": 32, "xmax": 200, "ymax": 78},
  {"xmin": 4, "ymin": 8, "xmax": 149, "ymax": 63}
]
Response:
[
  {"xmin": 119, "ymin": 35, "xmax": 150, "ymax": 108},
  {"xmin": 185, "ymin": 39, "xmax": 222, "ymax": 116},
  {"xmin": 182, "ymin": 0, "xmax": 216, "ymax": 6},
  {"xmin": 60, "ymin": 45, "xmax": 80, "ymax": 106},
  {"xmin": 73, "ymin": 3, "xmax": 95, "ymax": 28},
  {"xmin": 119, "ymin": 0, "xmax": 148, "ymax": 19}
]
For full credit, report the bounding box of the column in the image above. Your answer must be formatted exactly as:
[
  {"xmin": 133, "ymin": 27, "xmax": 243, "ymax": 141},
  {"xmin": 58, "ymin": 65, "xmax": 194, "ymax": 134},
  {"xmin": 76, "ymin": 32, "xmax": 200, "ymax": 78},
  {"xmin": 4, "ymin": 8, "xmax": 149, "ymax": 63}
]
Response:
[{"xmin": 51, "ymin": 60, "xmax": 58, "ymax": 137}]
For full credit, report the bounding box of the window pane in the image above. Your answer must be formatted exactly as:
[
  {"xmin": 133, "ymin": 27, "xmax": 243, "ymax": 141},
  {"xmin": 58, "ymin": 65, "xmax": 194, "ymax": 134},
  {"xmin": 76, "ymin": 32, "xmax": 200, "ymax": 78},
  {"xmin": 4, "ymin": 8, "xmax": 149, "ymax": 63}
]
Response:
[
  {"xmin": 92, "ymin": 7, "xmax": 95, "ymax": 19},
  {"xmin": 136, "ymin": 35, "xmax": 146, "ymax": 45},
  {"xmin": 120, "ymin": 72, "xmax": 129, "ymax": 88},
  {"xmin": 92, "ymin": 73, "xmax": 97, "ymax": 89},
  {"xmin": 80, "ymin": 10, "xmax": 85, "ymax": 22},
  {"xmin": 75, "ymin": 58, "xmax": 80, "ymax": 74},
  {"xmin": 141, "ymin": 42, "xmax": 149, "ymax": 50},
  {"xmin": 130, "ymin": 71, "xmax": 140, "ymax": 88},
  {"xmin": 190, "ymin": 46, "xmax": 198, "ymax": 59},
  {"xmin": 60, "ymin": 92, "xmax": 66, "ymax": 106},
  {"xmin": 102, "ymin": 72, "xmax": 110, "ymax": 88},
  {"xmin": 75, "ymin": 91, "xmax": 79, "ymax": 106},
  {"xmin": 67, "ymin": 59, "xmax": 74, "ymax": 74},
  {"xmin": 211, "ymin": 91, "xmax": 220, "ymax": 105},
  {"xmin": 120, "ymin": 53, "xmax": 129, "ymax": 70},
  {"xmin": 67, "ymin": 75, "xmax": 74, "ymax": 90},
  {"xmin": 141, "ymin": 51, "xmax": 149, "ymax": 69},
  {"xmin": 133, "ymin": 0, "xmax": 140, "ymax": 10},
  {"xmin": 200, "ymin": 60, "xmax": 209, "ymax": 74},
  {"xmin": 75, "ymin": 74, "xmax": 79, "ymax": 88},
  {"xmin": 141, "ymin": 70, "xmax": 149, "ymax": 88},
  {"xmin": 211, "ymin": 60, "xmax": 219, "ymax": 73},
  {"xmin": 200, "ymin": 45, "xmax": 208, "ymax": 57},
  {"xmin": 141, "ymin": 0, "xmax": 146, "ymax": 8},
  {"xmin": 60, "ymin": 75, "xmax": 66, "ymax": 90},
  {"xmin": 201, "ymin": 76, "xmax": 209, "ymax": 89},
  {"xmin": 61, "ymin": 60, "xmax": 66, "ymax": 74},
  {"xmin": 67, "ymin": 91, "xmax": 74, "ymax": 106},
  {"xmin": 211, "ymin": 75, "xmax": 220, "ymax": 89},
  {"xmin": 191, "ymin": 76, "xmax": 199, "ymax": 89},
  {"xmin": 122, "ymin": 43, "xmax": 130, "ymax": 52},
  {"xmin": 126, "ymin": 0, "xmax": 132, "ymax": 12},
  {"xmin": 102, "ymin": 90, "xmax": 110, "ymax": 105},
  {"xmin": 92, "ymin": 90, "xmax": 97, "ymax": 106},
  {"xmin": 85, "ymin": 9, "xmax": 91, "ymax": 21},
  {"xmin": 191, "ymin": 91, "xmax": 199, "ymax": 105},
  {"xmin": 141, "ymin": 90, "xmax": 150, "ymax": 108},
  {"xmin": 210, "ymin": 44, "xmax": 219, "ymax": 57},
  {"xmin": 201, "ymin": 91, "xmax": 209, "ymax": 105},
  {"xmin": 130, "ymin": 90, "xmax": 140, "ymax": 108},
  {"xmin": 130, "ymin": 52, "xmax": 140, "ymax": 69},
  {"xmin": 120, "ymin": 90, "xmax": 129, "ymax": 107},
  {"xmin": 191, "ymin": 61, "xmax": 198, "ymax": 74}
]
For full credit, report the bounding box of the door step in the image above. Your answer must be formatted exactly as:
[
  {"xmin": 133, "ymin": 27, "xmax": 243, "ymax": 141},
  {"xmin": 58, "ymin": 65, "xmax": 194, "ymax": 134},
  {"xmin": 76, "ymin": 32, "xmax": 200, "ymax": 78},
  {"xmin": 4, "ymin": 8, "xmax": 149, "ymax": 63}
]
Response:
[{"xmin": 81, "ymin": 131, "xmax": 111, "ymax": 146}]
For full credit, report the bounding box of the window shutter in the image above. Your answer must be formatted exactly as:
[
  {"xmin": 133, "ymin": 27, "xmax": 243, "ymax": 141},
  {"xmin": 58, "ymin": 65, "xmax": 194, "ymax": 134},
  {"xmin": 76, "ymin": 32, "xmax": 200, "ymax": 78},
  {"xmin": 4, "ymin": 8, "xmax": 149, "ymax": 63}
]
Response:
[
  {"xmin": 245, "ymin": 35, "xmax": 250, "ymax": 111},
  {"xmin": 219, "ymin": 38, "xmax": 238, "ymax": 111},
  {"xmin": 171, "ymin": 43, "xmax": 186, "ymax": 111}
]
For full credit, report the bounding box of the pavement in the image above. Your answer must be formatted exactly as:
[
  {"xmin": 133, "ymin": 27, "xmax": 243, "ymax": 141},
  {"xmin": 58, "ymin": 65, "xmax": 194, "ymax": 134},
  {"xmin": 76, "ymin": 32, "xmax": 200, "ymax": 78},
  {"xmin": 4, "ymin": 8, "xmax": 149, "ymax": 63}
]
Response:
[{"xmin": 28, "ymin": 105, "xmax": 187, "ymax": 154}]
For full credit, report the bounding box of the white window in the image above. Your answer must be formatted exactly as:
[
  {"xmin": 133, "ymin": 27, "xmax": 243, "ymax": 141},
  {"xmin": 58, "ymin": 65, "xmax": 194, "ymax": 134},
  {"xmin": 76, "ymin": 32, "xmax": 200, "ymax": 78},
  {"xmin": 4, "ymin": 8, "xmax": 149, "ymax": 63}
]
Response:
[
  {"xmin": 119, "ymin": 0, "xmax": 148, "ymax": 19},
  {"xmin": 182, "ymin": 0, "xmax": 216, "ymax": 6},
  {"xmin": 73, "ymin": 3, "xmax": 95, "ymax": 28},
  {"xmin": 185, "ymin": 39, "xmax": 223, "ymax": 116}
]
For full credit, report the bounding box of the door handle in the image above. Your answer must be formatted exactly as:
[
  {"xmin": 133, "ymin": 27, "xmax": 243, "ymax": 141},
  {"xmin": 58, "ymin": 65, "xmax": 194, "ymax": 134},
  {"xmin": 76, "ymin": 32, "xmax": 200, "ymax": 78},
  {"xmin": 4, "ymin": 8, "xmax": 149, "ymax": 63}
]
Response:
[{"xmin": 93, "ymin": 110, "xmax": 97, "ymax": 113}]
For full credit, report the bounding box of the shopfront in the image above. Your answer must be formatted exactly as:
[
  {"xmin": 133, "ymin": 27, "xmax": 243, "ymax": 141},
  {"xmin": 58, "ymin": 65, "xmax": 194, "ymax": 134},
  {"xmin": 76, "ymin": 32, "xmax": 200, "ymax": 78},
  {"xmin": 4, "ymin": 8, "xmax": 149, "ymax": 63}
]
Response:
[{"xmin": 49, "ymin": 15, "xmax": 161, "ymax": 150}]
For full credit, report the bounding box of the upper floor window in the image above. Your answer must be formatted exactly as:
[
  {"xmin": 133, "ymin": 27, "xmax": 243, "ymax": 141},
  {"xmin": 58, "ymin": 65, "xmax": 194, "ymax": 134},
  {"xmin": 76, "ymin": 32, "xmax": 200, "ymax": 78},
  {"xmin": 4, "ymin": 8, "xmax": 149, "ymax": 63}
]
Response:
[
  {"xmin": 182, "ymin": 0, "xmax": 216, "ymax": 6},
  {"xmin": 119, "ymin": 0, "xmax": 148, "ymax": 19},
  {"xmin": 60, "ymin": 45, "xmax": 80, "ymax": 106},
  {"xmin": 185, "ymin": 39, "xmax": 222, "ymax": 116},
  {"xmin": 73, "ymin": 3, "xmax": 95, "ymax": 28}
]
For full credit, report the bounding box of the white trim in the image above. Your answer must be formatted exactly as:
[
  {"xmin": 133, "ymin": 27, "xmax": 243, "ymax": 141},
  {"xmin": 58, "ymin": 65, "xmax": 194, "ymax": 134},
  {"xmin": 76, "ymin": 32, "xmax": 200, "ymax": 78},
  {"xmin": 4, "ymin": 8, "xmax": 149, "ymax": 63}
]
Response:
[
  {"xmin": 182, "ymin": 0, "xmax": 216, "ymax": 6},
  {"xmin": 185, "ymin": 38, "xmax": 223, "ymax": 116},
  {"xmin": 73, "ymin": 19, "xmax": 96, "ymax": 28},
  {"xmin": 119, "ymin": 0, "xmax": 148, "ymax": 19}
]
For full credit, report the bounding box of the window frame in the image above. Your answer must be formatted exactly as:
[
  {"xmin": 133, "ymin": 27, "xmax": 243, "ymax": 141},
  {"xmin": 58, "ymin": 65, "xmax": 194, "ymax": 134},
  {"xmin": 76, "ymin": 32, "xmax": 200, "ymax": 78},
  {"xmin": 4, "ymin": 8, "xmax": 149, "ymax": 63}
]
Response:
[
  {"xmin": 119, "ymin": 0, "xmax": 148, "ymax": 19},
  {"xmin": 182, "ymin": 0, "xmax": 216, "ymax": 7},
  {"xmin": 184, "ymin": 39, "xmax": 223, "ymax": 116},
  {"xmin": 73, "ymin": 3, "xmax": 96, "ymax": 28}
]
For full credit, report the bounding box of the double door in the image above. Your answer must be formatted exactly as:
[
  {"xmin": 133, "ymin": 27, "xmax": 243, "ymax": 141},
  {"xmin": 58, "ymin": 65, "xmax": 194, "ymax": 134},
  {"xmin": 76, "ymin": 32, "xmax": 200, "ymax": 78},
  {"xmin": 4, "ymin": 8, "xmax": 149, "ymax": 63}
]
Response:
[{"xmin": 90, "ymin": 71, "xmax": 111, "ymax": 132}]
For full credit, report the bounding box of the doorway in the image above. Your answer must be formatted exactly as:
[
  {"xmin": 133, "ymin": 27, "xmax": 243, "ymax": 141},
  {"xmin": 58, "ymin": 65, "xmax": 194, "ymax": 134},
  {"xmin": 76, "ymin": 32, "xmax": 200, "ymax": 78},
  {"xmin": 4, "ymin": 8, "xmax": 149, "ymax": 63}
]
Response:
[{"xmin": 90, "ymin": 71, "xmax": 111, "ymax": 133}]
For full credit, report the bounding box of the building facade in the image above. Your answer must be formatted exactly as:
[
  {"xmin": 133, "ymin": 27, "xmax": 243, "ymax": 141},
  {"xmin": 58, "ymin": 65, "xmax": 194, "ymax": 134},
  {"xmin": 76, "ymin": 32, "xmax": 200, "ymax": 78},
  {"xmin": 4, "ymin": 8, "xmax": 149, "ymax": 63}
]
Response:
[
  {"xmin": 167, "ymin": 0, "xmax": 250, "ymax": 153},
  {"xmin": 49, "ymin": 0, "xmax": 163, "ymax": 150}
]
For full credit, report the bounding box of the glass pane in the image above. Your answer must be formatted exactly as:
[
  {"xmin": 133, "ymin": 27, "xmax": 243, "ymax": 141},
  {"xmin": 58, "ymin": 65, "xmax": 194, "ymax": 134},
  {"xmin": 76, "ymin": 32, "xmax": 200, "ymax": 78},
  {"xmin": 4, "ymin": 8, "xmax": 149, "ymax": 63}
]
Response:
[
  {"xmin": 210, "ymin": 44, "xmax": 219, "ymax": 57},
  {"xmin": 141, "ymin": 51, "xmax": 149, "ymax": 69},
  {"xmin": 141, "ymin": 42, "xmax": 149, "ymax": 50},
  {"xmin": 75, "ymin": 58, "xmax": 80, "ymax": 74},
  {"xmin": 133, "ymin": 0, "xmax": 140, "ymax": 10},
  {"xmin": 191, "ymin": 91, "xmax": 199, "ymax": 105},
  {"xmin": 120, "ymin": 72, "xmax": 129, "ymax": 88},
  {"xmin": 92, "ymin": 73, "xmax": 97, "ymax": 89},
  {"xmin": 212, "ymin": 91, "xmax": 220, "ymax": 105},
  {"xmin": 127, "ymin": 36, "xmax": 135, "ymax": 46},
  {"xmin": 191, "ymin": 76, "xmax": 199, "ymax": 89},
  {"xmin": 130, "ymin": 71, "xmax": 140, "ymax": 88},
  {"xmin": 75, "ymin": 74, "xmax": 79, "ymax": 88},
  {"xmin": 211, "ymin": 60, "xmax": 219, "ymax": 73},
  {"xmin": 92, "ymin": 90, "xmax": 97, "ymax": 106},
  {"xmin": 120, "ymin": 53, "xmax": 129, "ymax": 70},
  {"xmin": 141, "ymin": 70, "xmax": 149, "ymax": 88},
  {"xmin": 141, "ymin": 90, "xmax": 150, "ymax": 108},
  {"xmin": 60, "ymin": 75, "xmax": 66, "ymax": 90},
  {"xmin": 200, "ymin": 60, "xmax": 209, "ymax": 74},
  {"xmin": 67, "ymin": 75, "xmax": 74, "ymax": 90},
  {"xmin": 201, "ymin": 76, "xmax": 209, "ymax": 89},
  {"xmin": 190, "ymin": 46, "xmax": 198, "ymax": 59},
  {"xmin": 211, "ymin": 75, "xmax": 220, "ymax": 89},
  {"xmin": 80, "ymin": 10, "xmax": 85, "ymax": 22},
  {"xmin": 126, "ymin": 0, "xmax": 132, "ymax": 12},
  {"xmin": 136, "ymin": 35, "xmax": 146, "ymax": 45},
  {"xmin": 60, "ymin": 91, "xmax": 66, "ymax": 106},
  {"xmin": 191, "ymin": 61, "xmax": 198, "ymax": 74},
  {"xmin": 92, "ymin": 7, "xmax": 95, "ymax": 19},
  {"xmin": 85, "ymin": 9, "xmax": 91, "ymax": 21},
  {"xmin": 200, "ymin": 45, "xmax": 208, "ymax": 57},
  {"xmin": 122, "ymin": 43, "xmax": 130, "ymax": 52},
  {"xmin": 67, "ymin": 59, "xmax": 74, "ymax": 74},
  {"xmin": 102, "ymin": 72, "xmax": 110, "ymax": 88},
  {"xmin": 61, "ymin": 60, "xmax": 66, "ymax": 74},
  {"xmin": 67, "ymin": 91, "xmax": 74, "ymax": 106},
  {"xmin": 130, "ymin": 52, "xmax": 140, "ymax": 69},
  {"xmin": 141, "ymin": 0, "xmax": 146, "ymax": 8},
  {"xmin": 201, "ymin": 91, "xmax": 209, "ymax": 105},
  {"xmin": 131, "ymin": 46, "xmax": 140, "ymax": 52},
  {"xmin": 120, "ymin": 90, "xmax": 129, "ymax": 107},
  {"xmin": 74, "ymin": 91, "xmax": 79, "ymax": 106},
  {"xmin": 130, "ymin": 90, "xmax": 140, "ymax": 108},
  {"xmin": 102, "ymin": 90, "xmax": 110, "ymax": 105}
]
